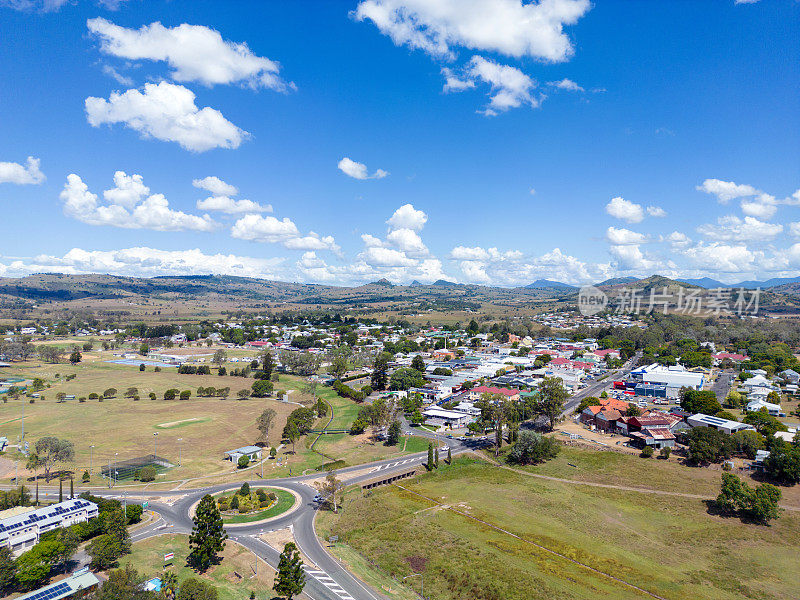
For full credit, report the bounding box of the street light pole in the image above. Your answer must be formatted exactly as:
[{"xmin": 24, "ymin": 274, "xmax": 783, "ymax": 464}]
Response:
[
  {"xmin": 177, "ymin": 438, "xmax": 182, "ymax": 467},
  {"xmin": 153, "ymin": 432, "xmax": 158, "ymax": 458},
  {"xmin": 90, "ymin": 445, "xmax": 94, "ymax": 474},
  {"xmin": 114, "ymin": 452, "xmax": 118, "ymax": 487}
]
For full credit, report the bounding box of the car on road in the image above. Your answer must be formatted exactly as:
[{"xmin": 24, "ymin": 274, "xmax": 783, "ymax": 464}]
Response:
[
  {"xmin": 440, "ymin": 446, "xmax": 449, "ymax": 452},
  {"xmin": 313, "ymin": 494, "xmax": 322, "ymax": 503}
]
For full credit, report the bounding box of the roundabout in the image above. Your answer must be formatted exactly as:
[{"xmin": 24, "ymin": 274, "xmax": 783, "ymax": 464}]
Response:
[{"xmin": 187, "ymin": 484, "xmax": 301, "ymax": 527}]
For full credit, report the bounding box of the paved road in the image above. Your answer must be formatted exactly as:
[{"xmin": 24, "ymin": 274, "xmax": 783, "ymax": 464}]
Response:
[
  {"xmin": 708, "ymin": 369, "xmax": 734, "ymax": 402},
  {"xmin": 561, "ymin": 352, "xmax": 642, "ymax": 417},
  {"xmin": 83, "ymin": 442, "xmax": 481, "ymax": 600}
]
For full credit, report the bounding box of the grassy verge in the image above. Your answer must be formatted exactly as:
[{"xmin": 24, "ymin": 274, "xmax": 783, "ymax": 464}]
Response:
[
  {"xmin": 317, "ymin": 455, "xmax": 800, "ymax": 600},
  {"xmin": 124, "ymin": 534, "xmax": 281, "ymax": 600},
  {"xmin": 491, "ymin": 444, "xmax": 724, "ymax": 496}
]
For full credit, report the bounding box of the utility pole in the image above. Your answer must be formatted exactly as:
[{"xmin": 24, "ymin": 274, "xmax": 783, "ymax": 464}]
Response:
[
  {"xmin": 177, "ymin": 438, "xmax": 182, "ymax": 467},
  {"xmin": 108, "ymin": 458, "xmax": 112, "ymax": 488},
  {"xmin": 153, "ymin": 432, "xmax": 158, "ymax": 458},
  {"xmin": 90, "ymin": 445, "xmax": 94, "ymax": 474},
  {"xmin": 114, "ymin": 453, "xmax": 118, "ymax": 487}
]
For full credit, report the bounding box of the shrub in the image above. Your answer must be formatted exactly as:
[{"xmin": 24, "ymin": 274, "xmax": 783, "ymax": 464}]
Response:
[
  {"xmin": 240, "ymin": 482, "xmax": 250, "ymax": 496},
  {"xmin": 640, "ymin": 446, "xmax": 654, "ymax": 458},
  {"xmin": 251, "ymin": 380, "xmax": 274, "ymax": 398},
  {"xmin": 82, "ymin": 470, "xmax": 90, "ymax": 483},
  {"xmin": 103, "ymin": 388, "xmax": 117, "ymax": 398},
  {"xmin": 139, "ymin": 466, "xmax": 157, "ymax": 482},
  {"xmin": 179, "ymin": 390, "xmax": 191, "ymax": 400},
  {"xmin": 139, "ymin": 363, "xmax": 146, "ymax": 372},
  {"xmin": 237, "ymin": 455, "xmax": 250, "ymax": 469},
  {"xmin": 333, "ymin": 380, "xmax": 365, "ymax": 402},
  {"xmin": 659, "ymin": 446, "xmax": 671, "ymax": 459},
  {"xmin": 148, "ymin": 392, "xmax": 157, "ymax": 401},
  {"xmin": 154, "ymin": 366, "xmax": 161, "ymax": 372},
  {"xmin": 508, "ymin": 431, "xmax": 560, "ymax": 465},
  {"xmin": 78, "ymin": 397, "xmax": 86, "ymax": 402},
  {"xmin": 230, "ymin": 495, "xmax": 239, "ymax": 509},
  {"xmin": 88, "ymin": 393, "xmax": 99, "ymax": 400}
]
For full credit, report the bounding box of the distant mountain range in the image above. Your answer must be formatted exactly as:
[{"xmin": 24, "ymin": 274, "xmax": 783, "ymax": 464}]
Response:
[
  {"xmin": 524, "ymin": 279, "xmax": 577, "ymax": 291},
  {"xmin": 677, "ymin": 276, "xmax": 800, "ymax": 290}
]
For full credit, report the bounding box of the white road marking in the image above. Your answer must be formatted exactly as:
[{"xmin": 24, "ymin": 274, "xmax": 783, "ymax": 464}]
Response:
[
  {"xmin": 368, "ymin": 457, "xmax": 418, "ymax": 473},
  {"xmin": 304, "ymin": 567, "xmax": 357, "ymax": 600}
]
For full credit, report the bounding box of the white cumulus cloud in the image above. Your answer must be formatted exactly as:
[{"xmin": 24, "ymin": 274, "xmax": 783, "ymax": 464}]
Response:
[
  {"xmin": 444, "ymin": 56, "xmax": 541, "ymax": 115},
  {"xmin": 697, "ymin": 215, "xmax": 783, "ymax": 241},
  {"xmin": 387, "ymin": 203, "xmax": 427, "ymax": 231},
  {"xmin": 696, "ymin": 178, "xmax": 759, "ymax": 203},
  {"xmin": 230, "ymin": 214, "xmax": 339, "ymax": 253},
  {"xmin": 85, "ymin": 81, "xmax": 249, "ymax": 152},
  {"xmin": 354, "ymin": 0, "xmax": 591, "ymax": 62},
  {"xmin": 606, "ymin": 226, "xmax": 647, "ymax": 245},
  {"xmin": 87, "ymin": 18, "xmax": 294, "ymax": 91},
  {"xmin": 0, "ymin": 156, "xmax": 45, "ymax": 185},
  {"xmin": 192, "ymin": 176, "xmax": 238, "ymax": 197},
  {"xmin": 605, "ymin": 197, "xmax": 644, "ymax": 223},
  {"xmin": 60, "ymin": 172, "xmax": 217, "ymax": 231},
  {"xmin": 337, "ymin": 157, "xmax": 389, "ymax": 180}
]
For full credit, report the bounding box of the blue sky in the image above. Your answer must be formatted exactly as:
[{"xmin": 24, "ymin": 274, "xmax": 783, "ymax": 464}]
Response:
[{"xmin": 0, "ymin": 0, "xmax": 797, "ymax": 286}]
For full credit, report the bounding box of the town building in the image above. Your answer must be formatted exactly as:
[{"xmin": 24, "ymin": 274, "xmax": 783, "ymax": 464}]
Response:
[
  {"xmin": 0, "ymin": 498, "xmax": 99, "ymax": 556},
  {"xmin": 17, "ymin": 569, "xmax": 100, "ymax": 600},
  {"xmin": 686, "ymin": 413, "xmax": 756, "ymax": 435},
  {"xmin": 224, "ymin": 445, "xmax": 262, "ymax": 463}
]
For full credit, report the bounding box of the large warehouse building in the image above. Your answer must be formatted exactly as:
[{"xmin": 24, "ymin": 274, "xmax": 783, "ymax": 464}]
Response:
[{"xmin": 630, "ymin": 364, "xmax": 705, "ymax": 397}]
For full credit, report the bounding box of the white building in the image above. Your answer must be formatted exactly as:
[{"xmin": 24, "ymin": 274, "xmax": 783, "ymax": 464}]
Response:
[
  {"xmin": 687, "ymin": 413, "xmax": 755, "ymax": 435},
  {"xmin": 631, "ymin": 364, "xmax": 704, "ymax": 392},
  {"xmin": 746, "ymin": 399, "xmax": 782, "ymax": 416},
  {"xmin": 0, "ymin": 498, "xmax": 98, "ymax": 556},
  {"xmin": 422, "ymin": 407, "xmax": 473, "ymax": 428}
]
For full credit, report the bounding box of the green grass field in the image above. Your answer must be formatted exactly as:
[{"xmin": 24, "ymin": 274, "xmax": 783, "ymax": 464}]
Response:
[
  {"xmin": 0, "ymin": 356, "xmax": 437, "ymax": 486},
  {"xmin": 123, "ymin": 534, "xmax": 285, "ymax": 600},
  {"xmin": 317, "ymin": 456, "xmax": 800, "ymax": 600}
]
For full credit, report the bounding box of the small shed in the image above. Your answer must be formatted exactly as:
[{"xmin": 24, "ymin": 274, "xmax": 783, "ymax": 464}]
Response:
[{"xmin": 224, "ymin": 445, "xmax": 262, "ymax": 463}]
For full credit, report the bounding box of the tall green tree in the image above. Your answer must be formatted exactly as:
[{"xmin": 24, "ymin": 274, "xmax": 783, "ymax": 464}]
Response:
[
  {"xmin": 256, "ymin": 408, "xmax": 277, "ymax": 443},
  {"xmin": 0, "ymin": 547, "xmax": 16, "ymax": 593},
  {"xmin": 260, "ymin": 350, "xmax": 274, "ymax": 379},
  {"xmin": 536, "ymin": 378, "xmax": 568, "ymax": 430},
  {"xmin": 34, "ymin": 436, "xmax": 74, "ymax": 482},
  {"xmin": 386, "ymin": 420, "xmax": 402, "ymax": 446},
  {"xmin": 370, "ymin": 352, "xmax": 390, "ymax": 391},
  {"xmin": 188, "ymin": 495, "xmax": 227, "ymax": 572},
  {"xmin": 427, "ymin": 442, "xmax": 435, "ymax": 471},
  {"xmin": 411, "ymin": 355, "xmax": 426, "ymax": 373},
  {"xmin": 273, "ymin": 542, "xmax": 305, "ymax": 600}
]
